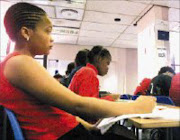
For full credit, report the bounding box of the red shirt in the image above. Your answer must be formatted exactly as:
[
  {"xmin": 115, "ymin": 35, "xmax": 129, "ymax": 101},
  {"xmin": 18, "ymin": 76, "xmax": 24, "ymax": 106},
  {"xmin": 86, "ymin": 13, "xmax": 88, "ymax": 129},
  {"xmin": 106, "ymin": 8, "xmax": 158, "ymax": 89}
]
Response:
[
  {"xmin": 134, "ymin": 78, "xmax": 151, "ymax": 95},
  {"xmin": 169, "ymin": 73, "xmax": 180, "ymax": 106},
  {"xmin": 0, "ymin": 52, "xmax": 78, "ymax": 140},
  {"xmin": 69, "ymin": 63, "xmax": 114, "ymax": 101}
]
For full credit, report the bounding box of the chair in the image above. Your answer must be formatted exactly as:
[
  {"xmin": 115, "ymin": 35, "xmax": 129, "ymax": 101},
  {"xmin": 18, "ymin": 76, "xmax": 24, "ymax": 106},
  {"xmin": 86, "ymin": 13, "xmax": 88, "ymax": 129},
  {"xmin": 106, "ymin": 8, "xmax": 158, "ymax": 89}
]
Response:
[
  {"xmin": 131, "ymin": 95, "xmax": 139, "ymax": 100},
  {"xmin": 131, "ymin": 95, "xmax": 174, "ymax": 105},
  {"xmin": 156, "ymin": 96, "xmax": 175, "ymax": 105},
  {"xmin": 120, "ymin": 94, "xmax": 132, "ymax": 100},
  {"xmin": 4, "ymin": 108, "xmax": 24, "ymax": 140}
]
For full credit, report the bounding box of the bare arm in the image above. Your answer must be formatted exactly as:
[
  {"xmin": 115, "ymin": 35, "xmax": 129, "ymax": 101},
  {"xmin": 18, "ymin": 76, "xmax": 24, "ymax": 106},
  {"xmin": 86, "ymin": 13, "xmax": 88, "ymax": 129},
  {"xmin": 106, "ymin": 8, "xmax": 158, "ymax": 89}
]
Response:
[
  {"xmin": 102, "ymin": 93, "xmax": 121, "ymax": 101},
  {"xmin": 4, "ymin": 55, "xmax": 156, "ymax": 119}
]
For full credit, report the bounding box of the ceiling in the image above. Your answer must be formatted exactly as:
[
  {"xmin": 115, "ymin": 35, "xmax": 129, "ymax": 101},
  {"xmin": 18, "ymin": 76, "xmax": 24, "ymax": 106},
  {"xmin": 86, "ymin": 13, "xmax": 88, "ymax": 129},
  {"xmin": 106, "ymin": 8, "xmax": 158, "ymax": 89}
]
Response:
[{"xmin": 3, "ymin": 0, "xmax": 180, "ymax": 48}]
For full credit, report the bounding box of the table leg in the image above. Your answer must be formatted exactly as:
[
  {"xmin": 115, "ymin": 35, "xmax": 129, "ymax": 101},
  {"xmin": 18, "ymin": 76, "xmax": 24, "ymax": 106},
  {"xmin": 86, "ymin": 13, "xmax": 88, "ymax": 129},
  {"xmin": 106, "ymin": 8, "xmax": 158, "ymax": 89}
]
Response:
[
  {"xmin": 136, "ymin": 128, "xmax": 139, "ymax": 140},
  {"xmin": 166, "ymin": 128, "xmax": 173, "ymax": 140}
]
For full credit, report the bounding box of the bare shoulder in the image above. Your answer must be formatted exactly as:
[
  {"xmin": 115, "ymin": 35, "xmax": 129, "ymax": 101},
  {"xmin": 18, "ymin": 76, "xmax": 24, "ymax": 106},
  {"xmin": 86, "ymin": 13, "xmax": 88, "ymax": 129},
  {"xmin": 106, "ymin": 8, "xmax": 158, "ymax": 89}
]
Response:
[
  {"xmin": 4, "ymin": 55, "xmax": 45, "ymax": 84},
  {"xmin": 6, "ymin": 55, "xmax": 38, "ymax": 68}
]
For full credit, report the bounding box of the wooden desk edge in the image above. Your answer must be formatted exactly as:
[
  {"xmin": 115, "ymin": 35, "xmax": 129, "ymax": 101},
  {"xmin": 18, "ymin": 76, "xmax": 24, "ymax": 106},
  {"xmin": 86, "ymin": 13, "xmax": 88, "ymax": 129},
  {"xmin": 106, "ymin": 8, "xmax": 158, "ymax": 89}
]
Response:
[{"xmin": 128, "ymin": 118, "xmax": 180, "ymax": 129}]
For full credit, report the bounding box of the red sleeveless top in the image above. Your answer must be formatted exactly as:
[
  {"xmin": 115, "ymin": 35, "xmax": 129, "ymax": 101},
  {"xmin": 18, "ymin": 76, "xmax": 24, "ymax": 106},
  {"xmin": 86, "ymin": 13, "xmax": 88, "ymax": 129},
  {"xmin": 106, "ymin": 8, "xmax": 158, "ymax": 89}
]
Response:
[{"xmin": 0, "ymin": 52, "xmax": 78, "ymax": 140}]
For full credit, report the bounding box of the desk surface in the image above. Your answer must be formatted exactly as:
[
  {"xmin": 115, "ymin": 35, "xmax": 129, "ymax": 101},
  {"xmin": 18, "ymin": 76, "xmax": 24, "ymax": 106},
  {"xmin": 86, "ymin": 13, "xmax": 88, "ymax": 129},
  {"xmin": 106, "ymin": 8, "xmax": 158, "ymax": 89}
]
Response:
[{"xmin": 128, "ymin": 105, "xmax": 180, "ymax": 129}]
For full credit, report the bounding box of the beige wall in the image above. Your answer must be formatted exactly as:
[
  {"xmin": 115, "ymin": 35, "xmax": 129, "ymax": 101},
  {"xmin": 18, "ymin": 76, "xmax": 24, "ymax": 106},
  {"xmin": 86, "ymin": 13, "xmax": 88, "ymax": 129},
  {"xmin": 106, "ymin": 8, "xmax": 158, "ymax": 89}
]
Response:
[
  {"xmin": 126, "ymin": 49, "xmax": 138, "ymax": 94},
  {"xmin": 48, "ymin": 43, "xmax": 138, "ymax": 95}
]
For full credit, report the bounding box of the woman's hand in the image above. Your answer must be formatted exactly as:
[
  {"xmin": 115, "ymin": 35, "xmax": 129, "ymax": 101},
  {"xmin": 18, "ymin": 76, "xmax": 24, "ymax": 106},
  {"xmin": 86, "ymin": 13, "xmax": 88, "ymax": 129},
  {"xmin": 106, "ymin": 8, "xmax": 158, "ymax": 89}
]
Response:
[
  {"xmin": 134, "ymin": 96, "xmax": 157, "ymax": 114},
  {"xmin": 76, "ymin": 117, "xmax": 99, "ymax": 131}
]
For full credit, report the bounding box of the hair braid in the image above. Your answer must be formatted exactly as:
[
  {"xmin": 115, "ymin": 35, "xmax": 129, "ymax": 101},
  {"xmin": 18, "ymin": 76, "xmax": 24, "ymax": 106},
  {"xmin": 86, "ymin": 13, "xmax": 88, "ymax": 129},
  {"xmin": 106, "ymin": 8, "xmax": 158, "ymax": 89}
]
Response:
[{"xmin": 4, "ymin": 2, "xmax": 46, "ymax": 41}]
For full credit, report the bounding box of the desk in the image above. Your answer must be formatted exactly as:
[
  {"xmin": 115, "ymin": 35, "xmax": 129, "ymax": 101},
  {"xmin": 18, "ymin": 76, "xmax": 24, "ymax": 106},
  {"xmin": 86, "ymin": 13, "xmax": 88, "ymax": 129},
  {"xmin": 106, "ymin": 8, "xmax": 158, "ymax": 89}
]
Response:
[{"xmin": 128, "ymin": 105, "xmax": 180, "ymax": 140}]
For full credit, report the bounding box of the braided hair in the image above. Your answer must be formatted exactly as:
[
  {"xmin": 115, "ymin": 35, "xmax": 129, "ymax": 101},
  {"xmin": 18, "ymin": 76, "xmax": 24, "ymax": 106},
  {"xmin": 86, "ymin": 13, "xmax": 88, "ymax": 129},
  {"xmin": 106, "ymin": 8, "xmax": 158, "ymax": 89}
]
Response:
[
  {"xmin": 88, "ymin": 45, "xmax": 111, "ymax": 64},
  {"xmin": 4, "ymin": 2, "xmax": 46, "ymax": 41}
]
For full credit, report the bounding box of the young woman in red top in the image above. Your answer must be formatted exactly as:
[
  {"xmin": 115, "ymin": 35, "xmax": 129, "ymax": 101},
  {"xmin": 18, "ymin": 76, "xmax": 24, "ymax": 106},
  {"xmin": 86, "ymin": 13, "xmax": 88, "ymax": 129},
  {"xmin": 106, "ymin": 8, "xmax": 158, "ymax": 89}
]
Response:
[
  {"xmin": 69, "ymin": 46, "xmax": 115, "ymax": 101},
  {"xmin": 0, "ymin": 2, "xmax": 156, "ymax": 140}
]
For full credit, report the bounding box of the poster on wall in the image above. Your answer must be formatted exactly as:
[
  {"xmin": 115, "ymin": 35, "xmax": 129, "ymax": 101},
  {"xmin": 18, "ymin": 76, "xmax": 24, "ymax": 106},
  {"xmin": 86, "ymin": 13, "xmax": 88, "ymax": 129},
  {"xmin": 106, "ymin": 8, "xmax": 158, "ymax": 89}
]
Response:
[
  {"xmin": 157, "ymin": 48, "xmax": 168, "ymax": 68},
  {"xmin": 157, "ymin": 48, "xmax": 166, "ymax": 58}
]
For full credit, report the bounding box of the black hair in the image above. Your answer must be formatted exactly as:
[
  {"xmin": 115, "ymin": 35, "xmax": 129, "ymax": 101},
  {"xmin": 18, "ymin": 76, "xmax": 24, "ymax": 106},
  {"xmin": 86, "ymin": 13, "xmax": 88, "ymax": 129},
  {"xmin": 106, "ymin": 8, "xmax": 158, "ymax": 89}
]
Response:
[
  {"xmin": 65, "ymin": 62, "xmax": 75, "ymax": 75},
  {"xmin": 4, "ymin": 2, "xmax": 46, "ymax": 41},
  {"xmin": 158, "ymin": 66, "xmax": 175, "ymax": 75},
  {"xmin": 53, "ymin": 74, "xmax": 63, "ymax": 79},
  {"xmin": 75, "ymin": 49, "xmax": 89, "ymax": 67},
  {"xmin": 88, "ymin": 45, "xmax": 111, "ymax": 64}
]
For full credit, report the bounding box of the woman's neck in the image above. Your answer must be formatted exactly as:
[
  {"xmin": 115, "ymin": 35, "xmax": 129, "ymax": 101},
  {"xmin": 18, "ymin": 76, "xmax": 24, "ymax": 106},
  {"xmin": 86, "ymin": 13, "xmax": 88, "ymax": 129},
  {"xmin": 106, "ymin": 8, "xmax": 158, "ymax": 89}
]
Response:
[{"xmin": 14, "ymin": 42, "xmax": 35, "ymax": 57}]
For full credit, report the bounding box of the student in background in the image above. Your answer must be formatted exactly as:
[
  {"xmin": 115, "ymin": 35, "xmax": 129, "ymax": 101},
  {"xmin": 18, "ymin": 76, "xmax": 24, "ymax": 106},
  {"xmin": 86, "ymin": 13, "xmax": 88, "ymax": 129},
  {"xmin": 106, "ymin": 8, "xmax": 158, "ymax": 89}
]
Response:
[
  {"xmin": 0, "ymin": 2, "xmax": 156, "ymax": 140},
  {"xmin": 55, "ymin": 69, "xmax": 59, "ymax": 75},
  {"xmin": 157, "ymin": 66, "xmax": 175, "ymax": 76},
  {"xmin": 53, "ymin": 73, "xmax": 63, "ymax": 82},
  {"xmin": 60, "ymin": 62, "xmax": 75, "ymax": 87},
  {"xmin": 134, "ymin": 78, "xmax": 151, "ymax": 95},
  {"xmin": 53, "ymin": 70, "xmax": 63, "ymax": 82},
  {"xmin": 66, "ymin": 49, "xmax": 90, "ymax": 87},
  {"xmin": 148, "ymin": 66, "xmax": 175, "ymax": 96},
  {"xmin": 69, "ymin": 46, "xmax": 120, "ymax": 102}
]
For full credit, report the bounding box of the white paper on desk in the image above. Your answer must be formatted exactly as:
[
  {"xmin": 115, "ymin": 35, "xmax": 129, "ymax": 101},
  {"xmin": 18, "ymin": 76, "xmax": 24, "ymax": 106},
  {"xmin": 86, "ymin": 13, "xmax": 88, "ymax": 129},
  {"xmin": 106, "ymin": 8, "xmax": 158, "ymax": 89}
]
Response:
[
  {"xmin": 96, "ymin": 106, "xmax": 180, "ymax": 134},
  {"xmin": 96, "ymin": 114, "xmax": 144, "ymax": 134},
  {"xmin": 97, "ymin": 114, "xmax": 144, "ymax": 128},
  {"xmin": 141, "ymin": 106, "xmax": 180, "ymax": 121}
]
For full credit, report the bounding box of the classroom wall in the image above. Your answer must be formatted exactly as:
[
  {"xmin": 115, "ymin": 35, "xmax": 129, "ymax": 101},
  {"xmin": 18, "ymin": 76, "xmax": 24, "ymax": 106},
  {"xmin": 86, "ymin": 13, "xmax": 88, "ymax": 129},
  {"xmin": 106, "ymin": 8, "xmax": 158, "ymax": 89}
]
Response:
[
  {"xmin": 126, "ymin": 49, "xmax": 138, "ymax": 94},
  {"xmin": 48, "ymin": 43, "xmax": 138, "ymax": 95}
]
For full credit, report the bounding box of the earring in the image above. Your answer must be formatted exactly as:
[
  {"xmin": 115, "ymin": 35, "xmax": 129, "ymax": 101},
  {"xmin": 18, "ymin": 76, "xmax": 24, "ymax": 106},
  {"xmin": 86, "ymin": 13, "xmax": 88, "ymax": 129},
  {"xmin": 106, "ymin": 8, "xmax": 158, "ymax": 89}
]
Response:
[{"xmin": 26, "ymin": 37, "xmax": 29, "ymax": 41}]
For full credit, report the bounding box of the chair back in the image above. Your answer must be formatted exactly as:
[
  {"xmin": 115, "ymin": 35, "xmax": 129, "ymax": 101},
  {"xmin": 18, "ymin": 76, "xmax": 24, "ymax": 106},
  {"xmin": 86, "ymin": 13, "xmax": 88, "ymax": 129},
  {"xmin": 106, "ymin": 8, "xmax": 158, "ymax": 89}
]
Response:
[
  {"xmin": 4, "ymin": 108, "xmax": 24, "ymax": 140},
  {"xmin": 156, "ymin": 96, "xmax": 175, "ymax": 105},
  {"xmin": 131, "ymin": 95, "xmax": 139, "ymax": 100},
  {"xmin": 131, "ymin": 95, "xmax": 174, "ymax": 105},
  {"xmin": 120, "ymin": 94, "xmax": 132, "ymax": 100}
]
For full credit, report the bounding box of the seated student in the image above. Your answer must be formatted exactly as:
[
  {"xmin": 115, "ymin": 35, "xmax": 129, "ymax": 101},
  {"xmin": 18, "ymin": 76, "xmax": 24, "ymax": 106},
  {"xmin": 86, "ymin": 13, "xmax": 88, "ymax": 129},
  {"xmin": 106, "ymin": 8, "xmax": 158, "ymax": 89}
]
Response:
[
  {"xmin": 53, "ymin": 73, "xmax": 63, "ymax": 82},
  {"xmin": 134, "ymin": 78, "xmax": 151, "ymax": 95},
  {"xmin": 0, "ymin": 2, "xmax": 156, "ymax": 140},
  {"xmin": 169, "ymin": 73, "xmax": 180, "ymax": 106},
  {"xmin": 60, "ymin": 62, "xmax": 75, "ymax": 87},
  {"xmin": 66, "ymin": 49, "xmax": 89, "ymax": 87},
  {"xmin": 157, "ymin": 66, "xmax": 176, "ymax": 76},
  {"xmin": 69, "ymin": 45, "xmax": 119, "ymax": 101},
  {"xmin": 148, "ymin": 66, "xmax": 175, "ymax": 96}
]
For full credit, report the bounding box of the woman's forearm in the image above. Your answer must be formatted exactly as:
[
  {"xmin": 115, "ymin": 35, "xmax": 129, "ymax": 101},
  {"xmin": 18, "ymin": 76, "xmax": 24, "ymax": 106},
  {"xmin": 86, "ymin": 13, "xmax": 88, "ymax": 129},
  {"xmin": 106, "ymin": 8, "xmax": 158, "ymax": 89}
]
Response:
[{"xmin": 73, "ymin": 95, "xmax": 156, "ymax": 119}]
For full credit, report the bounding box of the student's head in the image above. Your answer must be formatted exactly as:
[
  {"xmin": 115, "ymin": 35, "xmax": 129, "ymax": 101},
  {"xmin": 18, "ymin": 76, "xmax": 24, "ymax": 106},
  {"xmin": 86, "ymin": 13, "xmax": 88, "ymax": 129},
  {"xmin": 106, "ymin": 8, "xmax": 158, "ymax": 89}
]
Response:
[
  {"xmin": 158, "ymin": 66, "xmax": 175, "ymax": 75},
  {"xmin": 88, "ymin": 45, "xmax": 111, "ymax": 76},
  {"xmin": 55, "ymin": 70, "xmax": 59, "ymax": 75},
  {"xmin": 75, "ymin": 49, "xmax": 89, "ymax": 67},
  {"xmin": 65, "ymin": 62, "xmax": 75, "ymax": 76},
  {"xmin": 53, "ymin": 74, "xmax": 63, "ymax": 82},
  {"xmin": 4, "ymin": 2, "xmax": 54, "ymax": 56}
]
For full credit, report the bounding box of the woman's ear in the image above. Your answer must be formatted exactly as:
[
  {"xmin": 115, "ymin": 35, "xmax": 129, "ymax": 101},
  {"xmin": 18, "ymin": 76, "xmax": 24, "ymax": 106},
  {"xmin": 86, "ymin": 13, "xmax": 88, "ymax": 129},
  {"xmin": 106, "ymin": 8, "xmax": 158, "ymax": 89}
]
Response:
[{"xmin": 20, "ymin": 27, "xmax": 32, "ymax": 41}]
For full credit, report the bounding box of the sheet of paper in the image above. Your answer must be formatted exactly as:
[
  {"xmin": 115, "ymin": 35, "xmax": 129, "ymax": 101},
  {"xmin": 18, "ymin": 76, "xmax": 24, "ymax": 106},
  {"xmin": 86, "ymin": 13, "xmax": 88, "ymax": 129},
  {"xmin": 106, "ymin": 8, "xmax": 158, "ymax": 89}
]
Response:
[
  {"xmin": 142, "ymin": 106, "xmax": 180, "ymax": 120},
  {"xmin": 96, "ymin": 105, "xmax": 180, "ymax": 134}
]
